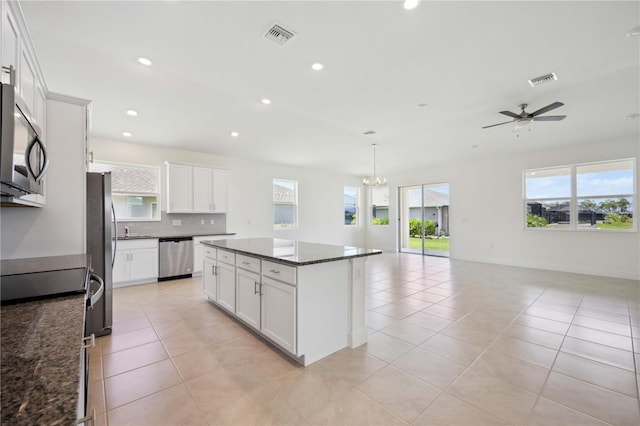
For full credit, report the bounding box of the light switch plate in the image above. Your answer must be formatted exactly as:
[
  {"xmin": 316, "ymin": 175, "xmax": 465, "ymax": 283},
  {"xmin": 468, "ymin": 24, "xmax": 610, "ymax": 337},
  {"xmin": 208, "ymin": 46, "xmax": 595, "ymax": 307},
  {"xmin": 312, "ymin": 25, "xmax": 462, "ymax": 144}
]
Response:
[{"xmin": 210, "ymin": 219, "xmax": 215, "ymax": 225}]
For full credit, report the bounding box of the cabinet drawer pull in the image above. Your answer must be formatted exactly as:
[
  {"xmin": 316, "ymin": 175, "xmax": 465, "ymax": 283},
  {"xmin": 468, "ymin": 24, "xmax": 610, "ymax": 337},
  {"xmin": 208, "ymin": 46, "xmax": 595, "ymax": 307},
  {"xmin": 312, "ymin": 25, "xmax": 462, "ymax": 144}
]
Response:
[
  {"xmin": 82, "ymin": 334, "xmax": 96, "ymax": 349},
  {"xmin": 269, "ymin": 269, "xmax": 280, "ymax": 274},
  {"xmin": 242, "ymin": 261, "xmax": 250, "ymax": 265}
]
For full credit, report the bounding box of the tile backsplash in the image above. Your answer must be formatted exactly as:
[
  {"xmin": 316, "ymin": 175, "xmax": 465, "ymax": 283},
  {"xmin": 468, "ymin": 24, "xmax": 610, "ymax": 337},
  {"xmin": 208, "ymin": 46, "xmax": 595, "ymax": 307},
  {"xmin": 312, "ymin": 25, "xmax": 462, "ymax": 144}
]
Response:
[{"xmin": 116, "ymin": 212, "xmax": 227, "ymax": 237}]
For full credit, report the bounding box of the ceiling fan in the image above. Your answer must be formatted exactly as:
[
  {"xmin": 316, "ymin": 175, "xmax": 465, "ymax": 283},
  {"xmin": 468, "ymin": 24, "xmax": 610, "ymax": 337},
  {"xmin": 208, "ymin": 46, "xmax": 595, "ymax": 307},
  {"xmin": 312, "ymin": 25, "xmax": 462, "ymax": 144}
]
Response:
[{"xmin": 482, "ymin": 102, "xmax": 566, "ymax": 129}]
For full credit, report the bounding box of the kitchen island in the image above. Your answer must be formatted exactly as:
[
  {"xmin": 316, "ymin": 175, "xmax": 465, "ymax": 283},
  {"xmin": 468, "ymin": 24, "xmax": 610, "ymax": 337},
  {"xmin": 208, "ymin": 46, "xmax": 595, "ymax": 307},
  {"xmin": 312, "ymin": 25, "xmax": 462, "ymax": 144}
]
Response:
[
  {"xmin": 200, "ymin": 238, "xmax": 382, "ymax": 365},
  {"xmin": 0, "ymin": 255, "xmax": 91, "ymax": 425}
]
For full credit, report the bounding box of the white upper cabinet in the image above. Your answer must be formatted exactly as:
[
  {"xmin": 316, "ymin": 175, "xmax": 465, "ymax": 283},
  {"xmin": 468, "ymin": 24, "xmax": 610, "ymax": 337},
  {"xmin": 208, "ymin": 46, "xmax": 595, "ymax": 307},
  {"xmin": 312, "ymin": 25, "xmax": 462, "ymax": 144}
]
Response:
[
  {"xmin": 2, "ymin": 2, "xmax": 47, "ymax": 132},
  {"xmin": 212, "ymin": 168, "xmax": 228, "ymax": 213},
  {"xmin": 166, "ymin": 162, "xmax": 229, "ymax": 214},
  {"xmin": 193, "ymin": 166, "xmax": 213, "ymax": 213},
  {"xmin": 166, "ymin": 163, "xmax": 193, "ymax": 213},
  {"xmin": 2, "ymin": 3, "xmax": 19, "ymax": 87}
]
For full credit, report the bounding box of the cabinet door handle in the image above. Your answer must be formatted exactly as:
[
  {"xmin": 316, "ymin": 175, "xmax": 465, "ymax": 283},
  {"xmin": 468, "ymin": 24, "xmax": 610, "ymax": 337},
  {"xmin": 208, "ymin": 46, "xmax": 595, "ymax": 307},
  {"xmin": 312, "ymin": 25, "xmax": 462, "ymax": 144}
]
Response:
[
  {"xmin": 211, "ymin": 265, "xmax": 215, "ymax": 275},
  {"xmin": 254, "ymin": 281, "xmax": 259, "ymax": 295},
  {"xmin": 82, "ymin": 334, "xmax": 96, "ymax": 349},
  {"xmin": 260, "ymin": 283, "xmax": 263, "ymax": 296}
]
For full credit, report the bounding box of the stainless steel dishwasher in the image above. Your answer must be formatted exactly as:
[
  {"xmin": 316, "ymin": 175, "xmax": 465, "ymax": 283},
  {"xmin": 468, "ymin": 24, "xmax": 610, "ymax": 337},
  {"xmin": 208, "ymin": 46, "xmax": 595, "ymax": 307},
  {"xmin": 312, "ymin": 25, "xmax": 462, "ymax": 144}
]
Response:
[{"xmin": 158, "ymin": 237, "xmax": 194, "ymax": 281}]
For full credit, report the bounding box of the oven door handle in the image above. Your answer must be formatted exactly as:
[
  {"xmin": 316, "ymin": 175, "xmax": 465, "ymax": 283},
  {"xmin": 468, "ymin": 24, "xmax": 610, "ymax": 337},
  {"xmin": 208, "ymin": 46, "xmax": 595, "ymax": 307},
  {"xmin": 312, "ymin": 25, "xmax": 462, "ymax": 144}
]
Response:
[{"xmin": 87, "ymin": 273, "xmax": 104, "ymax": 309}]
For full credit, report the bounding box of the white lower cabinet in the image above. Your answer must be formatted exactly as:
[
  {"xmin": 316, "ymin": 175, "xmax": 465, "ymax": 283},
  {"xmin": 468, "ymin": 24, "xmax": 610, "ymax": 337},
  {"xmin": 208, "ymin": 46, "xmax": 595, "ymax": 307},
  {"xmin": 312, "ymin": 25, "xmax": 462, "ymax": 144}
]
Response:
[
  {"xmin": 202, "ymin": 257, "xmax": 217, "ymax": 300},
  {"xmin": 261, "ymin": 276, "xmax": 296, "ymax": 354},
  {"xmin": 113, "ymin": 239, "xmax": 158, "ymax": 286},
  {"xmin": 216, "ymin": 261, "xmax": 236, "ymax": 313},
  {"xmin": 202, "ymin": 248, "xmax": 236, "ymax": 313},
  {"xmin": 236, "ymin": 268, "xmax": 261, "ymax": 330}
]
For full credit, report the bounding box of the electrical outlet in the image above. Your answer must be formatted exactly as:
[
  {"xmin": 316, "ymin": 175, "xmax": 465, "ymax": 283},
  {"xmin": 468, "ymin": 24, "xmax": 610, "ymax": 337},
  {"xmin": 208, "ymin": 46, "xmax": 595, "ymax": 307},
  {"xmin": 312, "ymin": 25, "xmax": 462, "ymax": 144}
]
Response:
[
  {"xmin": 172, "ymin": 219, "xmax": 181, "ymax": 226},
  {"xmin": 200, "ymin": 220, "xmax": 205, "ymax": 225},
  {"xmin": 210, "ymin": 219, "xmax": 215, "ymax": 225}
]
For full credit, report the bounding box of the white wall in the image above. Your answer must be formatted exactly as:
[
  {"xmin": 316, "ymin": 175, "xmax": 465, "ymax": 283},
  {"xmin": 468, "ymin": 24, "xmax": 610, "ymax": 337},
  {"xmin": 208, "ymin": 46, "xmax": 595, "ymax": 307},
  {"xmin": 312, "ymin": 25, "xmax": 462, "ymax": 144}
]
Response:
[
  {"xmin": 0, "ymin": 96, "xmax": 88, "ymax": 259},
  {"xmin": 89, "ymin": 137, "xmax": 367, "ymax": 248},
  {"xmin": 385, "ymin": 138, "xmax": 640, "ymax": 280}
]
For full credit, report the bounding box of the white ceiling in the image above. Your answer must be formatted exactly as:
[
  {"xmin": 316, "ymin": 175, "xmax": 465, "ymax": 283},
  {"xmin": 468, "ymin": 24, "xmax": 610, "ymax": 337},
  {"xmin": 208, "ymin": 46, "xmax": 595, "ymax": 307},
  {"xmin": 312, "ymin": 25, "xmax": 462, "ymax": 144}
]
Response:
[{"xmin": 19, "ymin": 1, "xmax": 640, "ymax": 176}]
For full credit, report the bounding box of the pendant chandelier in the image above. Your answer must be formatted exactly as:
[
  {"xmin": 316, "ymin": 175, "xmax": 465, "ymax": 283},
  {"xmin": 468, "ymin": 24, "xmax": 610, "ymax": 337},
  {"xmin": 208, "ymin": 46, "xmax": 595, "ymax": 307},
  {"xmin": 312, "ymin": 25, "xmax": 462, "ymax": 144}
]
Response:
[{"xmin": 362, "ymin": 143, "xmax": 387, "ymax": 186}]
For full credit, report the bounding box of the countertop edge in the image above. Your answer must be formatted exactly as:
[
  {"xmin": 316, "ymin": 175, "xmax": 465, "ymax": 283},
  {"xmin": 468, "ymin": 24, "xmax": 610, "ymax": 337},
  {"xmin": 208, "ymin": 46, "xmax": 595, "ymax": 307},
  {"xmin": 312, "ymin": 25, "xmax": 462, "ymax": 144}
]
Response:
[
  {"xmin": 201, "ymin": 240, "xmax": 382, "ymax": 267},
  {"xmin": 116, "ymin": 232, "xmax": 236, "ymax": 241}
]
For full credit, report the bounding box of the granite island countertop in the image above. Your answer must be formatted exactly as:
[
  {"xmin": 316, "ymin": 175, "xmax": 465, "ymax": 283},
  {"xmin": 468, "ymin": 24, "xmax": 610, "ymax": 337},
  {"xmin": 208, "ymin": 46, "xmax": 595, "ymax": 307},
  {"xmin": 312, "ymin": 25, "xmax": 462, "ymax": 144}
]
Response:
[
  {"xmin": 1, "ymin": 295, "xmax": 86, "ymax": 425},
  {"xmin": 201, "ymin": 237, "xmax": 382, "ymax": 266},
  {"xmin": 1, "ymin": 254, "xmax": 91, "ymax": 425}
]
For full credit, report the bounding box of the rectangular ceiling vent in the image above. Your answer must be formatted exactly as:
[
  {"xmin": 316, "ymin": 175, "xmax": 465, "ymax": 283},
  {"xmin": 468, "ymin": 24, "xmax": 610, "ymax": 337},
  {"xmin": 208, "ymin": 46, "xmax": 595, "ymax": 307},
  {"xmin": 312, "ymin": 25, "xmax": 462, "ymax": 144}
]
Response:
[
  {"xmin": 363, "ymin": 130, "xmax": 376, "ymax": 136},
  {"xmin": 264, "ymin": 23, "xmax": 295, "ymax": 46},
  {"xmin": 528, "ymin": 72, "xmax": 558, "ymax": 87}
]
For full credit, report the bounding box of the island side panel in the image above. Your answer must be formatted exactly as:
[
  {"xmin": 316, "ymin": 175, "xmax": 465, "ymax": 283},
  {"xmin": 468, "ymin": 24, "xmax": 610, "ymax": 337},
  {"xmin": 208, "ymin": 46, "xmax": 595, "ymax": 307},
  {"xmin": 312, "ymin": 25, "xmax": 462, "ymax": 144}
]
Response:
[
  {"xmin": 349, "ymin": 257, "xmax": 368, "ymax": 348},
  {"xmin": 297, "ymin": 260, "xmax": 350, "ymax": 366}
]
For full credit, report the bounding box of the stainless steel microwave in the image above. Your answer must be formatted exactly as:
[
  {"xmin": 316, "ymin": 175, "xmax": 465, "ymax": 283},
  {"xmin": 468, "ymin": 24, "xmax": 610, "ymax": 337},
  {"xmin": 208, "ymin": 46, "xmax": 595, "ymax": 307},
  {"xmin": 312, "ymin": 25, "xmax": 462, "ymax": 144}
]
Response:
[{"xmin": 0, "ymin": 82, "xmax": 48, "ymax": 202}]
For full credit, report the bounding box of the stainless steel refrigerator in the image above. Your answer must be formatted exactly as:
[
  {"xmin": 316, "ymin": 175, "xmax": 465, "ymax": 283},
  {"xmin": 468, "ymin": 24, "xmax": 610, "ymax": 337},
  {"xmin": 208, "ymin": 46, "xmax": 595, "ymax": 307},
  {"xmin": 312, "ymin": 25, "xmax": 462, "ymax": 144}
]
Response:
[{"xmin": 85, "ymin": 172, "xmax": 114, "ymax": 337}]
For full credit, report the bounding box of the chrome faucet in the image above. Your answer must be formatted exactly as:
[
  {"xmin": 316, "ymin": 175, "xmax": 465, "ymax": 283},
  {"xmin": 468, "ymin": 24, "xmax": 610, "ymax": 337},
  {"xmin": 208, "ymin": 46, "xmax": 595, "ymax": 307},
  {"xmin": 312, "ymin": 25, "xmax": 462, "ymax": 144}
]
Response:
[{"xmin": 124, "ymin": 226, "xmax": 130, "ymax": 238}]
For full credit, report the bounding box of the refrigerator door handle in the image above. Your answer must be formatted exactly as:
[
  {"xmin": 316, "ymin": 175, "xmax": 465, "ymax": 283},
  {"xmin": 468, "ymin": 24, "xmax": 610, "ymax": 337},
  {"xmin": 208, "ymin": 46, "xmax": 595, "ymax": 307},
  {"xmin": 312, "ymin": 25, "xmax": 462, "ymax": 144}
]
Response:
[{"xmin": 111, "ymin": 201, "xmax": 117, "ymax": 269}]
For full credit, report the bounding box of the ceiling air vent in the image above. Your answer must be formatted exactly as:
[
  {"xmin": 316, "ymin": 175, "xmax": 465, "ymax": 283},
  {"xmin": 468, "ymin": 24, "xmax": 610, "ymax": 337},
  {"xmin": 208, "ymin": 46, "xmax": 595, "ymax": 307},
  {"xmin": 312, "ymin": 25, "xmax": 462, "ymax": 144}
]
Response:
[
  {"xmin": 264, "ymin": 23, "xmax": 295, "ymax": 46},
  {"xmin": 528, "ymin": 72, "xmax": 558, "ymax": 87},
  {"xmin": 363, "ymin": 130, "xmax": 376, "ymax": 136}
]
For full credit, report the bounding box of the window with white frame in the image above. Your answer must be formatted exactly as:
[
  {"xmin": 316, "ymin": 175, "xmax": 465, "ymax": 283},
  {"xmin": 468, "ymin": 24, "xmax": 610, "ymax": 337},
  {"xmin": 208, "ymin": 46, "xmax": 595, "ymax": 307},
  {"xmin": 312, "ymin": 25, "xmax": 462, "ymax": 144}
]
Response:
[
  {"xmin": 524, "ymin": 159, "xmax": 635, "ymax": 231},
  {"xmin": 273, "ymin": 178, "xmax": 297, "ymax": 229},
  {"xmin": 371, "ymin": 186, "xmax": 389, "ymax": 226},
  {"xmin": 89, "ymin": 162, "xmax": 161, "ymax": 221},
  {"xmin": 344, "ymin": 186, "xmax": 359, "ymax": 226}
]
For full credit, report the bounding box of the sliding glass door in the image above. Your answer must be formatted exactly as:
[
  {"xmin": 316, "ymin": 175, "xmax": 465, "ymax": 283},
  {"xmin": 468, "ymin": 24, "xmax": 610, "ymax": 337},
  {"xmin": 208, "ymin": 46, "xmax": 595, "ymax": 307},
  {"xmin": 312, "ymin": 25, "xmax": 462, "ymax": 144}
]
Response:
[{"xmin": 399, "ymin": 183, "xmax": 450, "ymax": 257}]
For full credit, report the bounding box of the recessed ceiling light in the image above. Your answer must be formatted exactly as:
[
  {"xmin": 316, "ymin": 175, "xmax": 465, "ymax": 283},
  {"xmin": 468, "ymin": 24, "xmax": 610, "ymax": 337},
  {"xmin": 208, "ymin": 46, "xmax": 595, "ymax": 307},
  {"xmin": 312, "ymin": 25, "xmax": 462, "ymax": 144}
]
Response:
[
  {"xmin": 403, "ymin": 0, "xmax": 419, "ymax": 10},
  {"xmin": 137, "ymin": 57, "xmax": 152, "ymax": 66},
  {"xmin": 261, "ymin": 98, "xmax": 272, "ymax": 105},
  {"xmin": 126, "ymin": 109, "xmax": 138, "ymax": 117},
  {"xmin": 311, "ymin": 62, "xmax": 325, "ymax": 71},
  {"xmin": 122, "ymin": 131, "xmax": 133, "ymax": 137},
  {"xmin": 230, "ymin": 131, "xmax": 239, "ymax": 137},
  {"xmin": 626, "ymin": 25, "xmax": 640, "ymax": 37},
  {"xmin": 416, "ymin": 103, "xmax": 427, "ymax": 109}
]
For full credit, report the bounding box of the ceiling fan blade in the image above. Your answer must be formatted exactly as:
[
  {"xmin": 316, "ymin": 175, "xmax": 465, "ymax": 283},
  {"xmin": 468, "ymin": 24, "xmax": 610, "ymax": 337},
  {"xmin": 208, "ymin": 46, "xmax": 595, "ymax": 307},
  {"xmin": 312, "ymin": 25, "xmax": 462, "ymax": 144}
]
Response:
[
  {"xmin": 481, "ymin": 120, "xmax": 513, "ymax": 129},
  {"xmin": 499, "ymin": 110, "xmax": 521, "ymax": 119},
  {"xmin": 532, "ymin": 115, "xmax": 566, "ymax": 122},
  {"xmin": 530, "ymin": 102, "xmax": 564, "ymax": 117}
]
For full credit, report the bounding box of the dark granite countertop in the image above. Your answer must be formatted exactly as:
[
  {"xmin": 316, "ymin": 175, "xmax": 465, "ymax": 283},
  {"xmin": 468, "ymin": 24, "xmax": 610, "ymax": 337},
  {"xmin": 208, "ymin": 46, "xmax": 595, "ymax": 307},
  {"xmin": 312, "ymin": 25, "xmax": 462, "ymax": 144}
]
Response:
[
  {"xmin": 201, "ymin": 238, "xmax": 382, "ymax": 266},
  {"xmin": 117, "ymin": 232, "xmax": 235, "ymax": 241},
  {"xmin": 1, "ymin": 294, "xmax": 86, "ymax": 425}
]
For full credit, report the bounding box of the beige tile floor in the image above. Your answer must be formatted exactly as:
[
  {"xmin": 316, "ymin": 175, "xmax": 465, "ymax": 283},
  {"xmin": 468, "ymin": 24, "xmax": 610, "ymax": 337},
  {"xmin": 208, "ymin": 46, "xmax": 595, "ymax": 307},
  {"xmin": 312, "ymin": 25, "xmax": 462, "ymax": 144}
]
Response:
[{"xmin": 88, "ymin": 253, "xmax": 640, "ymax": 425}]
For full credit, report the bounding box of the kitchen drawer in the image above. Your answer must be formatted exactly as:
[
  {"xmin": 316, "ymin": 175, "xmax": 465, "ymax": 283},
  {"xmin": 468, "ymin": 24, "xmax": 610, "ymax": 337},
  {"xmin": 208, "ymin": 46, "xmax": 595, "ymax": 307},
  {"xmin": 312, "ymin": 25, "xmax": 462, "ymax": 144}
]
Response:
[
  {"xmin": 218, "ymin": 249, "xmax": 235, "ymax": 266},
  {"xmin": 236, "ymin": 254, "xmax": 260, "ymax": 274},
  {"xmin": 263, "ymin": 260, "xmax": 296, "ymax": 285},
  {"xmin": 203, "ymin": 246, "xmax": 216, "ymax": 260}
]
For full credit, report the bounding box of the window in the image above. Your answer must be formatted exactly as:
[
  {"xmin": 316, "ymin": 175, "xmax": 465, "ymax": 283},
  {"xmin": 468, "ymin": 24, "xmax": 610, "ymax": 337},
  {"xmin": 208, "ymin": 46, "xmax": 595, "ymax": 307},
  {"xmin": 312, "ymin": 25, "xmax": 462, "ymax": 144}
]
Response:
[
  {"xmin": 371, "ymin": 186, "xmax": 389, "ymax": 226},
  {"xmin": 273, "ymin": 179, "xmax": 297, "ymax": 229},
  {"xmin": 525, "ymin": 159, "xmax": 635, "ymax": 231},
  {"xmin": 89, "ymin": 162, "xmax": 160, "ymax": 221},
  {"xmin": 344, "ymin": 186, "xmax": 359, "ymax": 226}
]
